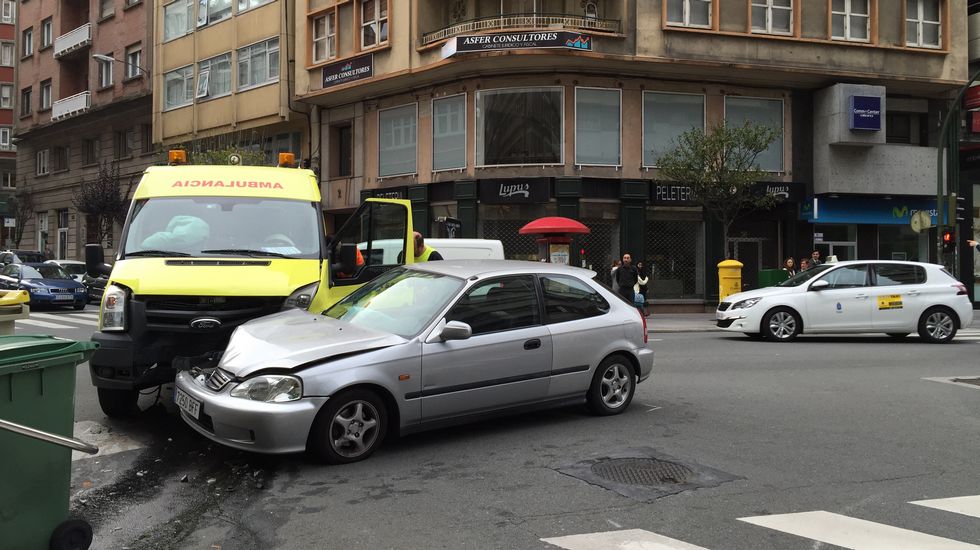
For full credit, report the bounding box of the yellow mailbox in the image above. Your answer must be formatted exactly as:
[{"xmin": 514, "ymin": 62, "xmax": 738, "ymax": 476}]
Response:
[{"xmin": 718, "ymin": 259, "xmax": 744, "ymax": 301}]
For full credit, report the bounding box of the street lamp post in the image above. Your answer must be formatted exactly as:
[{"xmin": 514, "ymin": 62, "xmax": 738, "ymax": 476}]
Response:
[{"xmin": 91, "ymin": 54, "xmax": 149, "ymax": 77}]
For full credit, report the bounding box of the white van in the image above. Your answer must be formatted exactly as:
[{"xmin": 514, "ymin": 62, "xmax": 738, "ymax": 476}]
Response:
[{"xmin": 359, "ymin": 238, "xmax": 504, "ymax": 264}]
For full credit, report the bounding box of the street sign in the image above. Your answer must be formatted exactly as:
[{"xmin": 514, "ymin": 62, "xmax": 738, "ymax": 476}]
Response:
[{"xmin": 3, "ymin": 218, "xmax": 14, "ymax": 228}]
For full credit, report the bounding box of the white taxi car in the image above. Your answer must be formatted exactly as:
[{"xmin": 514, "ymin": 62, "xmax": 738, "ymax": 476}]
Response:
[{"xmin": 716, "ymin": 260, "xmax": 973, "ymax": 343}]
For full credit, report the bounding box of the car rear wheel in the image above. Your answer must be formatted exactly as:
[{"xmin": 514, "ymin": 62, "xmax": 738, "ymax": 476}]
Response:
[
  {"xmin": 97, "ymin": 388, "xmax": 139, "ymax": 417},
  {"xmin": 762, "ymin": 308, "xmax": 801, "ymax": 342},
  {"xmin": 918, "ymin": 307, "xmax": 958, "ymax": 344},
  {"xmin": 587, "ymin": 355, "xmax": 635, "ymax": 416},
  {"xmin": 309, "ymin": 389, "xmax": 387, "ymax": 464}
]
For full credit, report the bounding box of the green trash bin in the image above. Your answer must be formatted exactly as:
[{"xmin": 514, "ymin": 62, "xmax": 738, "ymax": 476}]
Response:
[
  {"xmin": 757, "ymin": 268, "xmax": 790, "ymax": 288},
  {"xmin": 0, "ymin": 335, "xmax": 99, "ymax": 550}
]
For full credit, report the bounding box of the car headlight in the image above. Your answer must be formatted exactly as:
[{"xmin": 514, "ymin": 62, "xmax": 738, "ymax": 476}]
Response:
[
  {"xmin": 230, "ymin": 375, "xmax": 302, "ymax": 402},
  {"xmin": 282, "ymin": 281, "xmax": 319, "ymax": 310},
  {"xmin": 28, "ymin": 287, "xmax": 50, "ymax": 294},
  {"xmin": 100, "ymin": 284, "xmax": 128, "ymax": 332},
  {"xmin": 732, "ymin": 297, "xmax": 763, "ymax": 310}
]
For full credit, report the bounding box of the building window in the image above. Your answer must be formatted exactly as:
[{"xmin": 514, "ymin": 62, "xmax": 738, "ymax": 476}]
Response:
[
  {"xmin": 100, "ymin": 0, "xmax": 114, "ymax": 18},
  {"xmin": 378, "ymin": 104, "xmax": 417, "ymax": 177},
  {"xmin": 125, "ymin": 44, "xmax": 142, "ymax": 79},
  {"xmin": 0, "ymin": 127, "xmax": 11, "ymax": 150},
  {"xmin": 476, "ymin": 87, "xmax": 563, "ymax": 166},
  {"xmin": 312, "ymin": 11, "xmax": 336, "ymax": 63},
  {"xmin": 141, "ymin": 124, "xmax": 153, "ymax": 154},
  {"xmin": 432, "ymin": 94, "xmax": 466, "ymax": 171},
  {"xmin": 196, "ymin": 53, "xmax": 231, "ymax": 98},
  {"xmin": 751, "ymin": 0, "xmax": 792, "ymax": 34},
  {"xmin": 163, "ymin": 0, "xmax": 194, "ymax": 41},
  {"xmin": 666, "ymin": 0, "xmax": 711, "ymax": 28},
  {"xmin": 237, "ymin": 38, "xmax": 279, "ymax": 90},
  {"xmin": 359, "ymin": 0, "xmax": 388, "ymax": 49},
  {"xmin": 238, "ymin": 0, "xmax": 271, "ymax": 11},
  {"xmin": 724, "ymin": 96, "xmax": 784, "ymax": 172},
  {"xmin": 82, "ymin": 138, "xmax": 99, "ymax": 165},
  {"xmin": 643, "ymin": 92, "xmax": 706, "ymax": 167},
  {"xmin": 330, "ymin": 123, "xmax": 353, "ymax": 177},
  {"xmin": 575, "ymin": 88, "xmax": 621, "ymax": 166},
  {"xmin": 19, "ymin": 87, "xmax": 30, "ymax": 117},
  {"xmin": 831, "ymin": 0, "xmax": 870, "ymax": 42},
  {"xmin": 200, "ymin": 0, "xmax": 232, "ymax": 26},
  {"xmin": 126, "ymin": 0, "xmax": 141, "ymax": 6},
  {"xmin": 1, "ymin": 1, "xmax": 14, "ymax": 24},
  {"xmin": 51, "ymin": 146, "xmax": 69, "ymax": 172},
  {"xmin": 164, "ymin": 66, "xmax": 194, "ymax": 110},
  {"xmin": 40, "ymin": 79, "xmax": 51, "ymax": 110},
  {"xmin": 0, "ymin": 43, "xmax": 13, "ymax": 66},
  {"xmin": 1, "ymin": 173, "xmax": 13, "ymax": 188},
  {"xmin": 41, "ymin": 17, "xmax": 52, "ymax": 48},
  {"xmin": 36, "ymin": 149, "xmax": 49, "ymax": 176},
  {"xmin": 114, "ymin": 128, "xmax": 135, "ymax": 159},
  {"xmin": 907, "ymin": 0, "xmax": 940, "ymax": 48},
  {"xmin": 0, "ymin": 84, "xmax": 12, "ymax": 108},
  {"xmin": 21, "ymin": 27, "xmax": 32, "ymax": 57},
  {"xmin": 97, "ymin": 55, "xmax": 113, "ymax": 88}
]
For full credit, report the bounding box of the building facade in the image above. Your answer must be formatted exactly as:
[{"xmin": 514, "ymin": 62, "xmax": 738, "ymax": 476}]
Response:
[
  {"xmin": 14, "ymin": 0, "xmax": 154, "ymax": 259},
  {"xmin": 294, "ymin": 0, "xmax": 967, "ymax": 309},
  {"xmin": 0, "ymin": 0, "xmax": 15, "ymax": 245}
]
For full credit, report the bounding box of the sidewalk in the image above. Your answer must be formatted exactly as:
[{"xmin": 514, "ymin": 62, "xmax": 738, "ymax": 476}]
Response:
[{"xmin": 646, "ymin": 313, "xmax": 719, "ymax": 333}]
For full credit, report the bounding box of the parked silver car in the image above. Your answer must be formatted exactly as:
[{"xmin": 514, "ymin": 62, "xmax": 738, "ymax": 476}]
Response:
[{"xmin": 174, "ymin": 260, "xmax": 654, "ymax": 463}]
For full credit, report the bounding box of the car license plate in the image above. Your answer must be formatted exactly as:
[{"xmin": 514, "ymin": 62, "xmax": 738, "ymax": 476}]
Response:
[
  {"xmin": 53, "ymin": 294, "xmax": 72, "ymax": 301},
  {"xmin": 174, "ymin": 387, "xmax": 201, "ymax": 420}
]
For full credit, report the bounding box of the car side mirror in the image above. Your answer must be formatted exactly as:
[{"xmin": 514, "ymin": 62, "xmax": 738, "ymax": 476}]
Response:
[
  {"xmin": 440, "ymin": 320, "xmax": 472, "ymax": 341},
  {"xmin": 85, "ymin": 244, "xmax": 112, "ymax": 277},
  {"xmin": 809, "ymin": 280, "xmax": 829, "ymax": 291}
]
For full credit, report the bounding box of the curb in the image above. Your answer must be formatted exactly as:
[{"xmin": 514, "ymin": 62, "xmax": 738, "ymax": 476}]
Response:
[{"xmin": 648, "ymin": 327, "xmax": 722, "ymax": 333}]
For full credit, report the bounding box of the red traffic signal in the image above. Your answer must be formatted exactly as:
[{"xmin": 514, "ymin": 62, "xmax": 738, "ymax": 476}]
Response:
[{"xmin": 942, "ymin": 229, "xmax": 955, "ymax": 253}]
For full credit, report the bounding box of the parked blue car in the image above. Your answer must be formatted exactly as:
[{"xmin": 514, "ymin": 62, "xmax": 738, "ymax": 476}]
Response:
[{"xmin": 0, "ymin": 263, "xmax": 88, "ymax": 309}]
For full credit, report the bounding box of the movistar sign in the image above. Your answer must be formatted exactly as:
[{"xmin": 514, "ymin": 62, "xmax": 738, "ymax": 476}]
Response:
[{"xmin": 804, "ymin": 196, "xmax": 945, "ymax": 225}]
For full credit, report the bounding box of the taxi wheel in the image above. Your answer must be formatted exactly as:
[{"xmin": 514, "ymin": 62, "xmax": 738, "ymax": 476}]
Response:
[
  {"xmin": 762, "ymin": 308, "xmax": 801, "ymax": 342},
  {"xmin": 918, "ymin": 307, "xmax": 958, "ymax": 344},
  {"xmin": 309, "ymin": 389, "xmax": 387, "ymax": 464},
  {"xmin": 587, "ymin": 354, "xmax": 636, "ymax": 416}
]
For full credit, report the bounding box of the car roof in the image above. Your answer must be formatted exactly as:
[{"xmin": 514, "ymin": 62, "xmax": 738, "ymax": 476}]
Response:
[
  {"xmin": 823, "ymin": 259, "xmax": 942, "ymax": 268},
  {"xmin": 404, "ymin": 259, "xmax": 597, "ymax": 279},
  {"xmin": 24, "ymin": 263, "xmax": 57, "ymax": 268},
  {"xmin": 46, "ymin": 259, "xmax": 84, "ymax": 264}
]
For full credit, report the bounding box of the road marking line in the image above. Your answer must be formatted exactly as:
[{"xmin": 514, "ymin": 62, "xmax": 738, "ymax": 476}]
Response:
[
  {"xmin": 912, "ymin": 496, "xmax": 980, "ymax": 519},
  {"xmin": 32, "ymin": 313, "xmax": 98, "ymax": 326},
  {"xmin": 543, "ymin": 529, "xmax": 710, "ymax": 550},
  {"xmin": 738, "ymin": 511, "xmax": 980, "ymax": 549},
  {"xmin": 922, "ymin": 377, "xmax": 980, "ymax": 391},
  {"xmin": 16, "ymin": 318, "xmax": 77, "ymax": 330}
]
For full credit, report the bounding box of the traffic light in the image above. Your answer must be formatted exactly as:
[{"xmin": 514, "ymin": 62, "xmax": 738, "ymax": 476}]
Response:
[
  {"xmin": 955, "ymin": 194, "xmax": 968, "ymax": 223},
  {"xmin": 942, "ymin": 229, "xmax": 956, "ymax": 253}
]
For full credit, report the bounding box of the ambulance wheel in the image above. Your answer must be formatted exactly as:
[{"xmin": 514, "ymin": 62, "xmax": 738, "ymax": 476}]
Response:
[
  {"xmin": 50, "ymin": 519, "xmax": 93, "ymax": 550},
  {"xmin": 98, "ymin": 388, "xmax": 139, "ymax": 417}
]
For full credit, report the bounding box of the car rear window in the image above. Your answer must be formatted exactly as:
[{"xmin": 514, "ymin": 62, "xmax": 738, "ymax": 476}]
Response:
[
  {"xmin": 541, "ymin": 275, "xmax": 609, "ymax": 324},
  {"xmin": 874, "ymin": 264, "xmax": 925, "ymax": 286}
]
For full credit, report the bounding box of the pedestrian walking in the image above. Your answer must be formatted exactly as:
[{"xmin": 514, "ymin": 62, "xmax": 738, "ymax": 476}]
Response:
[
  {"xmin": 782, "ymin": 257, "xmax": 796, "ymax": 277},
  {"xmin": 634, "ymin": 260, "xmax": 650, "ymax": 316},
  {"xmin": 614, "ymin": 253, "xmax": 638, "ymax": 303}
]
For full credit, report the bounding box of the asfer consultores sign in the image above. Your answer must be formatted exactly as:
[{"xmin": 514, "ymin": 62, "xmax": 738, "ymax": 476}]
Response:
[
  {"xmin": 442, "ymin": 31, "xmax": 592, "ymax": 57},
  {"xmin": 322, "ymin": 54, "xmax": 374, "ymax": 89}
]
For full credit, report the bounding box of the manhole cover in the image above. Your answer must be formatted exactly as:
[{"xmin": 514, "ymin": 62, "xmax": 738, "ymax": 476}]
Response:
[
  {"xmin": 952, "ymin": 377, "xmax": 980, "ymax": 387},
  {"xmin": 590, "ymin": 458, "xmax": 695, "ymax": 486}
]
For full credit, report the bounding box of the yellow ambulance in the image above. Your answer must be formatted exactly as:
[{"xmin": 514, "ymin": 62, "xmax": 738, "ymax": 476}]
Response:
[{"xmin": 86, "ymin": 153, "xmax": 413, "ymax": 416}]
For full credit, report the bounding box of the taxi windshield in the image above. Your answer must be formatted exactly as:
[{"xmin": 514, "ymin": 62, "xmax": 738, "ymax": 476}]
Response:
[
  {"xmin": 122, "ymin": 197, "xmax": 321, "ymax": 259},
  {"xmin": 778, "ymin": 264, "xmax": 833, "ymax": 287}
]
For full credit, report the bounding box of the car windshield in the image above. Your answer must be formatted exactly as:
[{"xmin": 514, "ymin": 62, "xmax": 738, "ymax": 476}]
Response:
[
  {"xmin": 323, "ymin": 268, "xmax": 464, "ymax": 338},
  {"xmin": 58, "ymin": 264, "xmax": 87, "ymax": 276},
  {"xmin": 23, "ymin": 265, "xmax": 72, "ymax": 280},
  {"xmin": 122, "ymin": 197, "xmax": 321, "ymax": 259},
  {"xmin": 777, "ymin": 264, "xmax": 833, "ymax": 287}
]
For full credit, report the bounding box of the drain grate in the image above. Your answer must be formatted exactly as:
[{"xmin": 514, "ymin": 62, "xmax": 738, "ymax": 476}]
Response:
[{"xmin": 590, "ymin": 458, "xmax": 695, "ymax": 486}]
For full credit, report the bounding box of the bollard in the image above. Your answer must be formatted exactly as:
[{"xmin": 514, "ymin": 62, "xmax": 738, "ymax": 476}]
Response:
[{"xmin": 718, "ymin": 259, "xmax": 744, "ymax": 302}]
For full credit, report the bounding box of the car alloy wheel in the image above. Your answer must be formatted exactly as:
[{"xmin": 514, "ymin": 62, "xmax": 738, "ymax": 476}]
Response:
[
  {"xmin": 587, "ymin": 355, "xmax": 635, "ymax": 416},
  {"xmin": 309, "ymin": 389, "xmax": 387, "ymax": 464},
  {"xmin": 918, "ymin": 307, "xmax": 957, "ymax": 344},
  {"xmin": 764, "ymin": 308, "xmax": 800, "ymax": 342}
]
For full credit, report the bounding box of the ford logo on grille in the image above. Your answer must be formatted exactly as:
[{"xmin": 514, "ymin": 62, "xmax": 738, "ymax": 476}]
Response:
[{"xmin": 190, "ymin": 317, "xmax": 222, "ymax": 330}]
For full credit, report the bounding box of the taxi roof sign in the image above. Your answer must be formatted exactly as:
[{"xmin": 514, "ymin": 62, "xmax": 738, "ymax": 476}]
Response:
[{"xmin": 134, "ymin": 165, "xmax": 320, "ymax": 202}]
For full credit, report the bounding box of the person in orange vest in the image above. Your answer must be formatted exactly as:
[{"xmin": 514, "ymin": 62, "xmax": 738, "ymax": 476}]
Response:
[{"xmin": 413, "ymin": 231, "xmax": 443, "ymax": 261}]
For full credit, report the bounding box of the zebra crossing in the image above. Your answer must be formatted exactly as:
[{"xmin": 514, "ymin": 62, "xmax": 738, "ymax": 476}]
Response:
[
  {"xmin": 956, "ymin": 328, "xmax": 980, "ymax": 343},
  {"xmin": 15, "ymin": 311, "xmax": 99, "ymax": 331},
  {"xmin": 542, "ymin": 495, "xmax": 980, "ymax": 550}
]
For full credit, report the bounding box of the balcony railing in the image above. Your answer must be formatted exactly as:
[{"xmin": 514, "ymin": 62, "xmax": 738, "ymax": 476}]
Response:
[
  {"xmin": 52, "ymin": 92, "xmax": 91, "ymax": 121},
  {"xmin": 54, "ymin": 23, "xmax": 92, "ymax": 58},
  {"xmin": 421, "ymin": 13, "xmax": 620, "ymax": 46}
]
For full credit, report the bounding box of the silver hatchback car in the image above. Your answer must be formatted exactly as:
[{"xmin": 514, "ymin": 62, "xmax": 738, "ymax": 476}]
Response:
[{"xmin": 174, "ymin": 260, "xmax": 654, "ymax": 463}]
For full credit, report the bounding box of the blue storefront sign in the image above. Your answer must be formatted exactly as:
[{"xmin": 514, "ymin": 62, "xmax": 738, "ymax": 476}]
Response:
[
  {"xmin": 849, "ymin": 96, "xmax": 882, "ymax": 131},
  {"xmin": 801, "ymin": 196, "xmax": 947, "ymax": 225}
]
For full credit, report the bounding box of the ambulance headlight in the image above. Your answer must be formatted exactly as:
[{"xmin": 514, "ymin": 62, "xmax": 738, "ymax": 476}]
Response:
[
  {"xmin": 101, "ymin": 284, "xmax": 128, "ymax": 332},
  {"xmin": 283, "ymin": 282, "xmax": 319, "ymax": 310}
]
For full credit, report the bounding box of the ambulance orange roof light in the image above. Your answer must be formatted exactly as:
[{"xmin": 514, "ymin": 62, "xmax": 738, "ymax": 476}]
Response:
[
  {"xmin": 278, "ymin": 152, "xmax": 296, "ymax": 168},
  {"xmin": 168, "ymin": 150, "xmax": 187, "ymax": 165}
]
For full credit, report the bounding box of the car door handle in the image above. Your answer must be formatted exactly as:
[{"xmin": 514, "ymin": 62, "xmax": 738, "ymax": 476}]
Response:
[
  {"xmin": 524, "ymin": 339, "xmax": 541, "ymax": 350},
  {"xmin": 907, "ymin": 290, "xmax": 920, "ymax": 296}
]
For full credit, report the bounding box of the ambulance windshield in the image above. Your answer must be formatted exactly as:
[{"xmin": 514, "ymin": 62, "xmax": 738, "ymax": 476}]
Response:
[{"xmin": 122, "ymin": 197, "xmax": 321, "ymax": 259}]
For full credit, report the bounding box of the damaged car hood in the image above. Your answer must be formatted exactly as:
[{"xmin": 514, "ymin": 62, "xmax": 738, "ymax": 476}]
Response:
[{"xmin": 218, "ymin": 309, "xmax": 407, "ymax": 376}]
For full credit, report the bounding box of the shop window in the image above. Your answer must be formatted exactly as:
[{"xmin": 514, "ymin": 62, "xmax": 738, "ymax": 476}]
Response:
[
  {"xmin": 359, "ymin": 0, "xmax": 388, "ymax": 49},
  {"xmin": 878, "ymin": 225, "xmax": 924, "ymax": 262},
  {"xmin": 164, "ymin": 66, "xmax": 194, "ymax": 110},
  {"xmin": 666, "ymin": 0, "xmax": 711, "ymax": 27},
  {"xmin": 378, "ymin": 104, "xmax": 417, "ymax": 177},
  {"xmin": 237, "ymin": 38, "xmax": 279, "ymax": 90},
  {"xmin": 724, "ymin": 96, "xmax": 784, "ymax": 172},
  {"xmin": 831, "ymin": 0, "xmax": 870, "ymax": 42},
  {"xmin": 476, "ymin": 87, "xmax": 563, "ymax": 166},
  {"xmin": 575, "ymin": 88, "xmax": 621, "ymax": 166},
  {"xmin": 312, "ymin": 10, "xmax": 337, "ymax": 63},
  {"xmin": 751, "ymin": 0, "xmax": 792, "ymax": 34},
  {"xmin": 163, "ymin": 0, "xmax": 194, "ymax": 41},
  {"xmin": 906, "ymin": 0, "xmax": 940, "ymax": 47},
  {"xmin": 197, "ymin": 52, "xmax": 231, "ymax": 99},
  {"xmin": 643, "ymin": 92, "xmax": 704, "ymax": 167},
  {"xmin": 432, "ymin": 94, "xmax": 466, "ymax": 171},
  {"xmin": 330, "ymin": 123, "xmax": 353, "ymax": 178}
]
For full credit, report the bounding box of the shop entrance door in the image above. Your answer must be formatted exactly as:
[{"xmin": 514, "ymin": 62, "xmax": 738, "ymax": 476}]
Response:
[
  {"xmin": 731, "ymin": 238, "xmax": 764, "ymax": 290},
  {"xmin": 814, "ymin": 242, "xmax": 857, "ymax": 262}
]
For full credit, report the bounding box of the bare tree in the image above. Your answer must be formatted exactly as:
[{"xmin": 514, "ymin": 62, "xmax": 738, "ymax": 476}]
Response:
[
  {"xmin": 72, "ymin": 161, "xmax": 135, "ymax": 246},
  {"xmin": 9, "ymin": 183, "xmax": 35, "ymax": 248}
]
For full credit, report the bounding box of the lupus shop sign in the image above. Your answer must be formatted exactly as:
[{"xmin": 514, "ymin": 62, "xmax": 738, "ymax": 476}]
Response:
[
  {"xmin": 322, "ymin": 54, "xmax": 373, "ymax": 89},
  {"xmin": 478, "ymin": 178, "xmax": 550, "ymax": 204},
  {"xmin": 442, "ymin": 32, "xmax": 592, "ymax": 57}
]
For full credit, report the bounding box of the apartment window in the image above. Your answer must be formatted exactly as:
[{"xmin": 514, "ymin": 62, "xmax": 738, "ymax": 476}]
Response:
[
  {"xmin": 575, "ymin": 88, "xmax": 621, "ymax": 166},
  {"xmin": 36, "ymin": 149, "xmax": 49, "ymax": 176},
  {"xmin": 1, "ymin": 1, "xmax": 14, "ymax": 24},
  {"xmin": 39, "ymin": 79, "xmax": 51, "ymax": 110},
  {"xmin": 82, "ymin": 138, "xmax": 99, "ymax": 165},
  {"xmin": 0, "ymin": 43, "xmax": 12, "ymax": 66},
  {"xmin": 200, "ymin": 0, "xmax": 231, "ymax": 26},
  {"xmin": 197, "ymin": 53, "xmax": 231, "ymax": 98},
  {"xmin": 0, "ymin": 84, "xmax": 11, "ymax": 108},
  {"xmin": 125, "ymin": 44, "xmax": 142, "ymax": 79},
  {"xmin": 360, "ymin": 0, "xmax": 388, "ymax": 49},
  {"xmin": 432, "ymin": 94, "xmax": 466, "ymax": 171},
  {"xmin": 141, "ymin": 124, "xmax": 153, "ymax": 154},
  {"xmin": 725, "ymin": 96, "xmax": 784, "ymax": 172},
  {"xmin": 126, "ymin": 0, "xmax": 141, "ymax": 5},
  {"xmin": 831, "ymin": 0, "xmax": 870, "ymax": 41},
  {"xmin": 41, "ymin": 18, "xmax": 52, "ymax": 48},
  {"xmin": 477, "ymin": 88, "xmax": 563, "ymax": 166},
  {"xmin": 100, "ymin": 0, "xmax": 114, "ymax": 18},
  {"xmin": 666, "ymin": 0, "xmax": 711, "ymax": 27},
  {"xmin": 752, "ymin": 0, "xmax": 792, "ymax": 34},
  {"xmin": 312, "ymin": 11, "xmax": 337, "ymax": 63},
  {"xmin": 907, "ymin": 0, "xmax": 940, "ymax": 48},
  {"xmin": 114, "ymin": 128, "xmax": 135, "ymax": 159},
  {"xmin": 237, "ymin": 38, "xmax": 279, "ymax": 90},
  {"xmin": 163, "ymin": 0, "xmax": 194, "ymax": 41},
  {"xmin": 0, "ymin": 128, "xmax": 10, "ymax": 149},
  {"xmin": 330, "ymin": 123, "xmax": 352, "ymax": 177},
  {"xmin": 164, "ymin": 66, "xmax": 194, "ymax": 110},
  {"xmin": 19, "ymin": 87, "xmax": 30, "ymax": 117},
  {"xmin": 21, "ymin": 27, "xmax": 32, "ymax": 57},
  {"xmin": 643, "ymin": 92, "xmax": 705, "ymax": 166},
  {"xmin": 238, "ymin": 0, "xmax": 271, "ymax": 11},
  {"xmin": 51, "ymin": 146, "xmax": 69, "ymax": 172},
  {"xmin": 97, "ymin": 55, "xmax": 113, "ymax": 88},
  {"xmin": 378, "ymin": 104, "xmax": 417, "ymax": 177},
  {"xmin": 1, "ymin": 173, "xmax": 13, "ymax": 188}
]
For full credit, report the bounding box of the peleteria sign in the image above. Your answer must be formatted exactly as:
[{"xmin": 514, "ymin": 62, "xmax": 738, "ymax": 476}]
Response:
[{"xmin": 442, "ymin": 31, "xmax": 592, "ymax": 57}]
